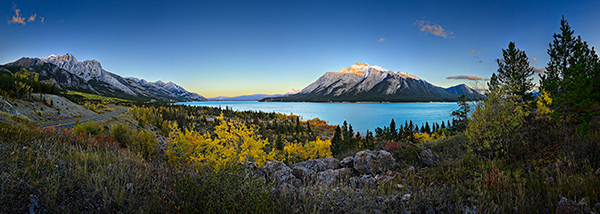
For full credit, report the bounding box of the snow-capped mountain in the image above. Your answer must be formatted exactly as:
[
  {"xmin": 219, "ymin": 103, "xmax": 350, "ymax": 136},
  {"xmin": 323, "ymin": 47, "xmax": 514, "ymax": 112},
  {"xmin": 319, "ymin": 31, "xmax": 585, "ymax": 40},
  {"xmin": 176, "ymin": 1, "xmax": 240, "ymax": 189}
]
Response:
[
  {"xmin": 7, "ymin": 54, "xmax": 206, "ymax": 101},
  {"xmin": 262, "ymin": 62, "xmax": 483, "ymax": 102},
  {"xmin": 43, "ymin": 54, "xmax": 135, "ymax": 95}
]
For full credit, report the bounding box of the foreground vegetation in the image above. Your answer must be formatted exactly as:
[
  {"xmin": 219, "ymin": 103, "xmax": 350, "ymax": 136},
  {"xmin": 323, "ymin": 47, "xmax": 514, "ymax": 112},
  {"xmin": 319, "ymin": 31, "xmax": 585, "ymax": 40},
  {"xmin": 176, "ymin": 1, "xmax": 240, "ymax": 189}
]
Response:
[{"xmin": 1, "ymin": 17, "xmax": 599, "ymax": 213}]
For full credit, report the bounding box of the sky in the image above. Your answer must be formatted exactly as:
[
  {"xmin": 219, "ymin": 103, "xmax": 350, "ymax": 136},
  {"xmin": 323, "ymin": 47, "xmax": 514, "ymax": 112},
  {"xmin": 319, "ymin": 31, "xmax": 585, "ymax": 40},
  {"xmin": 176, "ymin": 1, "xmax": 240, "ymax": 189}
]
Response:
[{"xmin": 2, "ymin": 0, "xmax": 600, "ymax": 98}]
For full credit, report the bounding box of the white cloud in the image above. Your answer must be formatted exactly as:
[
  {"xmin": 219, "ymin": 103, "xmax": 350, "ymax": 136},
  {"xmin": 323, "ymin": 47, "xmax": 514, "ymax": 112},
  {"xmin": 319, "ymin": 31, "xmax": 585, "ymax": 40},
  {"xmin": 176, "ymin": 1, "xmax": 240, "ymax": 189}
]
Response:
[
  {"xmin": 377, "ymin": 38, "xmax": 387, "ymax": 43},
  {"xmin": 446, "ymin": 75, "xmax": 483, "ymax": 80},
  {"xmin": 413, "ymin": 20, "xmax": 454, "ymax": 38}
]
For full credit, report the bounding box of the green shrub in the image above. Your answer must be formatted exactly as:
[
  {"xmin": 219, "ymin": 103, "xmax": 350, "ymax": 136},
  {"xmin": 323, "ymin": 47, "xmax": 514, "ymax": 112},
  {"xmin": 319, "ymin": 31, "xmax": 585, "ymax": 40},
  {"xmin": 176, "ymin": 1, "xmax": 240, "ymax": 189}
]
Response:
[
  {"xmin": 130, "ymin": 129, "xmax": 158, "ymax": 158},
  {"xmin": 465, "ymin": 88, "xmax": 529, "ymax": 159},
  {"xmin": 72, "ymin": 120, "xmax": 102, "ymax": 135},
  {"xmin": 396, "ymin": 145, "xmax": 422, "ymax": 166},
  {"xmin": 110, "ymin": 123, "xmax": 130, "ymax": 147}
]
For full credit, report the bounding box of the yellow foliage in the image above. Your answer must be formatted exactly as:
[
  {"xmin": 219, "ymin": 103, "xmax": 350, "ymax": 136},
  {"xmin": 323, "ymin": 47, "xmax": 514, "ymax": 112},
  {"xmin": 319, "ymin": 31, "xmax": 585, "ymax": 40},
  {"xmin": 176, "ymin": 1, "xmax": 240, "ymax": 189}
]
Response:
[
  {"xmin": 413, "ymin": 132, "xmax": 433, "ymax": 143},
  {"xmin": 283, "ymin": 137, "xmax": 332, "ymax": 164},
  {"xmin": 167, "ymin": 113, "xmax": 269, "ymax": 171},
  {"xmin": 536, "ymin": 89, "xmax": 553, "ymax": 118}
]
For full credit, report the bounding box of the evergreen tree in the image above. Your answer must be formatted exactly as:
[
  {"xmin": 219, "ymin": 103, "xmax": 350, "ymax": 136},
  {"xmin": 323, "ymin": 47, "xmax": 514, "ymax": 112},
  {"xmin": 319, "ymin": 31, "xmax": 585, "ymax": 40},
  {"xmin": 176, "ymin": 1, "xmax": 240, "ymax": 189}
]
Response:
[
  {"xmin": 540, "ymin": 16, "xmax": 600, "ymax": 133},
  {"xmin": 414, "ymin": 124, "xmax": 420, "ymax": 133},
  {"xmin": 441, "ymin": 121, "xmax": 446, "ymax": 130},
  {"xmin": 365, "ymin": 130, "xmax": 374, "ymax": 150},
  {"xmin": 390, "ymin": 119, "xmax": 397, "ymax": 140},
  {"xmin": 489, "ymin": 41, "xmax": 535, "ymax": 100},
  {"xmin": 331, "ymin": 126, "xmax": 343, "ymax": 155},
  {"xmin": 425, "ymin": 122, "xmax": 431, "ymax": 134},
  {"xmin": 451, "ymin": 95, "xmax": 470, "ymax": 132},
  {"xmin": 306, "ymin": 121, "xmax": 312, "ymax": 133}
]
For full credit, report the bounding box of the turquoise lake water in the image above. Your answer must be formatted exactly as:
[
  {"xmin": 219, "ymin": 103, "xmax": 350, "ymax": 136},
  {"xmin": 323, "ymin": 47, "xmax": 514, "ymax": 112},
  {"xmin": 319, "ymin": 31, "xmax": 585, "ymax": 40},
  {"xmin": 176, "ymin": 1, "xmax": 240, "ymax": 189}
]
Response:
[{"xmin": 179, "ymin": 101, "xmax": 459, "ymax": 133}]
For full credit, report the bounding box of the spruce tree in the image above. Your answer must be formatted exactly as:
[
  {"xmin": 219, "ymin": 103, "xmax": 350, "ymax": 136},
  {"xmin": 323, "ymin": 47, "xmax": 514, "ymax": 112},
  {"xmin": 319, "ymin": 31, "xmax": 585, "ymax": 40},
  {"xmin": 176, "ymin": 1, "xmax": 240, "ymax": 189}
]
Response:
[
  {"xmin": 331, "ymin": 126, "xmax": 343, "ymax": 155},
  {"xmin": 390, "ymin": 119, "xmax": 397, "ymax": 140},
  {"xmin": 540, "ymin": 16, "xmax": 600, "ymax": 132},
  {"xmin": 490, "ymin": 41, "xmax": 535, "ymax": 100}
]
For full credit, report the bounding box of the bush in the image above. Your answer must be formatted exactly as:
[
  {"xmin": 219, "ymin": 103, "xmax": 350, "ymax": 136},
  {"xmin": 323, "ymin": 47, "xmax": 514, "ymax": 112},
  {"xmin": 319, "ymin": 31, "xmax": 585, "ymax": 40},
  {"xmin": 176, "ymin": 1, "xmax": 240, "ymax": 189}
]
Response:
[
  {"xmin": 72, "ymin": 120, "xmax": 102, "ymax": 135},
  {"xmin": 109, "ymin": 123, "xmax": 130, "ymax": 147},
  {"xmin": 130, "ymin": 129, "xmax": 158, "ymax": 159},
  {"xmin": 465, "ymin": 88, "xmax": 529, "ymax": 159}
]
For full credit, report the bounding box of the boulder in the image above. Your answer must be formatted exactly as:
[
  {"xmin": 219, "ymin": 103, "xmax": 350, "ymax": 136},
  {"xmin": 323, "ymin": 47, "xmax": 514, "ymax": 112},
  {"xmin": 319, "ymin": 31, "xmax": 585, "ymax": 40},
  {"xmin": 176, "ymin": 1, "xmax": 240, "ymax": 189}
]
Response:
[
  {"xmin": 556, "ymin": 197, "xmax": 592, "ymax": 214},
  {"xmin": 349, "ymin": 175, "xmax": 379, "ymax": 189},
  {"xmin": 418, "ymin": 149, "xmax": 439, "ymax": 167},
  {"xmin": 291, "ymin": 166, "xmax": 316, "ymax": 183},
  {"xmin": 340, "ymin": 156, "xmax": 355, "ymax": 168},
  {"xmin": 316, "ymin": 168, "xmax": 353, "ymax": 186},
  {"xmin": 246, "ymin": 162, "xmax": 266, "ymax": 177},
  {"xmin": 546, "ymin": 163, "xmax": 557, "ymax": 171},
  {"xmin": 353, "ymin": 150, "xmax": 396, "ymax": 175},
  {"xmin": 594, "ymin": 167, "xmax": 600, "ymax": 176},
  {"xmin": 264, "ymin": 161, "xmax": 300, "ymax": 186},
  {"xmin": 291, "ymin": 158, "xmax": 341, "ymax": 172}
]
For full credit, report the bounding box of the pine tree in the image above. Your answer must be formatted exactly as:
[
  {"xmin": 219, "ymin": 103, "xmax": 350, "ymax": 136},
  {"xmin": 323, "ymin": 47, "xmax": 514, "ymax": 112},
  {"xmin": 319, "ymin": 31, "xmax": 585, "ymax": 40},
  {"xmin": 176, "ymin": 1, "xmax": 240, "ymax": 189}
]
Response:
[
  {"xmin": 365, "ymin": 130, "xmax": 374, "ymax": 150},
  {"xmin": 425, "ymin": 122, "xmax": 431, "ymax": 134},
  {"xmin": 489, "ymin": 41, "xmax": 535, "ymax": 100},
  {"xmin": 441, "ymin": 121, "xmax": 445, "ymax": 130},
  {"xmin": 540, "ymin": 16, "xmax": 600, "ymax": 133},
  {"xmin": 390, "ymin": 119, "xmax": 397, "ymax": 140},
  {"xmin": 331, "ymin": 126, "xmax": 343, "ymax": 155}
]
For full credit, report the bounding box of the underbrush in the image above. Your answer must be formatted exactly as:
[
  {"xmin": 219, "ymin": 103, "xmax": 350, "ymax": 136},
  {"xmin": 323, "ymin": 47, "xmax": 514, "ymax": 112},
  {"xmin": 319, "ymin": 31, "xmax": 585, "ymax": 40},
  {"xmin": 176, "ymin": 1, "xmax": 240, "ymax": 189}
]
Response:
[{"xmin": 0, "ymin": 114, "xmax": 273, "ymax": 213}]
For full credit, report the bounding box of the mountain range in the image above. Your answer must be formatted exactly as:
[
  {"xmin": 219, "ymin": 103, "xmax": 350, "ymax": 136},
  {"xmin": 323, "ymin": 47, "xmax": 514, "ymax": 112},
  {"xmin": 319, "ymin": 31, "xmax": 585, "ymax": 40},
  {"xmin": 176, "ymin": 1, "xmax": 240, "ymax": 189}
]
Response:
[
  {"xmin": 261, "ymin": 62, "xmax": 483, "ymax": 102},
  {"xmin": 4, "ymin": 54, "xmax": 206, "ymax": 101}
]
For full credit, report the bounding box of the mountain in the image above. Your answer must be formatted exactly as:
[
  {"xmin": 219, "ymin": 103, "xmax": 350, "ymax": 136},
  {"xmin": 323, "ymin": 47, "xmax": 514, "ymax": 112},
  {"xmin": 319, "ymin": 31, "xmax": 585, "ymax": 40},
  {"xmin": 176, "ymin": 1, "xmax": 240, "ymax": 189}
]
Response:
[
  {"xmin": 5, "ymin": 57, "xmax": 96, "ymax": 92},
  {"xmin": 5, "ymin": 53, "xmax": 206, "ymax": 101},
  {"xmin": 208, "ymin": 94, "xmax": 283, "ymax": 101},
  {"xmin": 261, "ymin": 62, "xmax": 483, "ymax": 102},
  {"xmin": 207, "ymin": 89, "xmax": 300, "ymax": 101}
]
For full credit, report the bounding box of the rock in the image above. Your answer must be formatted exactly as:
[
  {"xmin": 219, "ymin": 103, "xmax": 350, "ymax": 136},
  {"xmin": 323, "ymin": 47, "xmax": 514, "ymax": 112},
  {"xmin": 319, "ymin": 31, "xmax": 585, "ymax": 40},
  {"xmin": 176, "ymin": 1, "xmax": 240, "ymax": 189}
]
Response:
[
  {"xmin": 557, "ymin": 197, "xmax": 585, "ymax": 214},
  {"xmin": 578, "ymin": 198, "xmax": 591, "ymax": 213},
  {"xmin": 291, "ymin": 166, "xmax": 316, "ymax": 183},
  {"xmin": 0, "ymin": 97, "xmax": 21, "ymax": 116},
  {"xmin": 316, "ymin": 168, "xmax": 353, "ymax": 186},
  {"xmin": 340, "ymin": 156, "xmax": 355, "ymax": 168},
  {"xmin": 263, "ymin": 161, "xmax": 300, "ymax": 186},
  {"xmin": 270, "ymin": 183, "xmax": 298, "ymax": 197},
  {"xmin": 349, "ymin": 175, "xmax": 379, "ymax": 189},
  {"xmin": 353, "ymin": 150, "xmax": 396, "ymax": 175},
  {"xmin": 417, "ymin": 202, "xmax": 435, "ymax": 214},
  {"xmin": 407, "ymin": 165, "xmax": 416, "ymax": 172},
  {"xmin": 418, "ymin": 149, "xmax": 439, "ymax": 167},
  {"xmin": 594, "ymin": 167, "xmax": 600, "ymax": 176},
  {"xmin": 546, "ymin": 177, "xmax": 554, "ymax": 182},
  {"xmin": 523, "ymin": 165, "xmax": 534, "ymax": 173},
  {"xmin": 594, "ymin": 203, "xmax": 600, "ymax": 212},
  {"xmin": 402, "ymin": 194, "xmax": 411, "ymax": 201},
  {"xmin": 246, "ymin": 161, "xmax": 266, "ymax": 177},
  {"xmin": 546, "ymin": 163, "xmax": 557, "ymax": 171},
  {"xmin": 291, "ymin": 158, "xmax": 341, "ymax": 173}
]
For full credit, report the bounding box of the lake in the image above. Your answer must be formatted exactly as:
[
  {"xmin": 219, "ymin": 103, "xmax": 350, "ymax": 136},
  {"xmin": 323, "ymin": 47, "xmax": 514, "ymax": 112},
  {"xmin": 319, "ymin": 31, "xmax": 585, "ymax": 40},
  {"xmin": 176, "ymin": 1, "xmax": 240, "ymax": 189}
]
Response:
[{"xmin": 179, "ymin": 101, "xmax": 460, "ymax": 133}]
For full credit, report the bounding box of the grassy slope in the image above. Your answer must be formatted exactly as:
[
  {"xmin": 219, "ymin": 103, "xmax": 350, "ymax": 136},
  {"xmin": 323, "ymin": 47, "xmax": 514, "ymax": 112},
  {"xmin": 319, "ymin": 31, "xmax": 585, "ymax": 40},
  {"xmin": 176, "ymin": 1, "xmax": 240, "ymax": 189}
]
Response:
[{"xmin": 1, "ymin": 104, "xmax": 599, "ymax": 213}]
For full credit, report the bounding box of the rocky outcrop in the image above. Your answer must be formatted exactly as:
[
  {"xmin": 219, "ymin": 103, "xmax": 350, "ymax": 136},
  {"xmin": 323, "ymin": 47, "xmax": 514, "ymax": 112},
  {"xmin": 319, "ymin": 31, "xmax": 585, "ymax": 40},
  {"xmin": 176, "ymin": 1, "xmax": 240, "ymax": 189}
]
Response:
[
  {"xmin": 419, "ymin": 149, "xmax": 439, "ymax": 167},
  {"xmin": 353, "ymin": 150, "xmax": 396, "ymax": 175},
  {"xmin": 263, "ymin": 161, "xmax": 300, "ymax": 187},
  {"xmin": 248, "ymin": 150, "xmax": 397, "ymax": 190}
]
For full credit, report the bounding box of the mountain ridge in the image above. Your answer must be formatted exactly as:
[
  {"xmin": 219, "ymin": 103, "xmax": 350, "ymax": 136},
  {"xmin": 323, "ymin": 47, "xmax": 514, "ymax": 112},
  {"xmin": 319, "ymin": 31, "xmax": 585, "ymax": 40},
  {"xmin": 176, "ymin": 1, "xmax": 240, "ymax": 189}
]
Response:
[
  {"xmin": 262, "ymin": 62, "xmax": 484, "ymax": 102},
  {"xmin": 5, "ymin": 54, "xmax": 206, "ymax": 101}
]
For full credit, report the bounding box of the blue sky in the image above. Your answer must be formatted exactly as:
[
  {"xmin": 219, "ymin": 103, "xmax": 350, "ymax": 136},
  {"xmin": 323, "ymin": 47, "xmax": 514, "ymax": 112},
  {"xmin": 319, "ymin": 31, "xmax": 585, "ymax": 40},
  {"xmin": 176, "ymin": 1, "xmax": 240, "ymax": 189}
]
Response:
[{"xmin": 2, "ymin": 0, "xmax": 600, "ymax": 97}]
